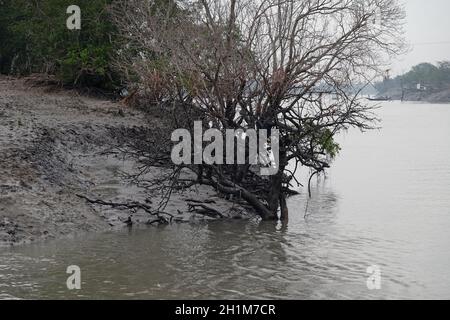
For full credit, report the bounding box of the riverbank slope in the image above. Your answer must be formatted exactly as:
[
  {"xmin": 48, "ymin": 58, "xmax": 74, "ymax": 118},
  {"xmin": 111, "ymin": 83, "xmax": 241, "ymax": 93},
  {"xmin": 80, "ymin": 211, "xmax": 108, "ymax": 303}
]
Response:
[{"xmin": 0, "ymin": 77, "xmax": 246, "ymax": 246}]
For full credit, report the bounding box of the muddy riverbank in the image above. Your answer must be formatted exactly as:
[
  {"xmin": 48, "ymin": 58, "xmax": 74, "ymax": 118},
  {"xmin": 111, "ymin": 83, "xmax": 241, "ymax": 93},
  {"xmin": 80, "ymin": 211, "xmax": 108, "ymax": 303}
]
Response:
[{"xmin": 0, "ymin": 77, "xmax": 248, "ymax": 246}]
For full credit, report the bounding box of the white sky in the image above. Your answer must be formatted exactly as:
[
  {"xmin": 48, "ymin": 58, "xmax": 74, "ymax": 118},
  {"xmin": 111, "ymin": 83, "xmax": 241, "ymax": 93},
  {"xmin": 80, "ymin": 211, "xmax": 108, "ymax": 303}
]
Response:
[{"xmin": 391, "ymin": 0, "xmax": 450, "ymax": 74}]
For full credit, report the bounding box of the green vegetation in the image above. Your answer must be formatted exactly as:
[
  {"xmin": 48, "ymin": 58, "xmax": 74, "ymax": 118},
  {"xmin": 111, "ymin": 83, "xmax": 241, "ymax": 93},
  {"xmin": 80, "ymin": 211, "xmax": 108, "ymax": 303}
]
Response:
[{"xmin": 0, "ymin": 0, "xmax": 117, "ymax": 88}]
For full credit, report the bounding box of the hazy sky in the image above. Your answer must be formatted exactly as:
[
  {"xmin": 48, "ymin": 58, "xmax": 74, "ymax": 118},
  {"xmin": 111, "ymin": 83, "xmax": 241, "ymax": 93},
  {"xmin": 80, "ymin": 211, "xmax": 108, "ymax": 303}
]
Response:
[{"xmin": 392, "ymin": 0, "xmax": 450, "ymax": 74}]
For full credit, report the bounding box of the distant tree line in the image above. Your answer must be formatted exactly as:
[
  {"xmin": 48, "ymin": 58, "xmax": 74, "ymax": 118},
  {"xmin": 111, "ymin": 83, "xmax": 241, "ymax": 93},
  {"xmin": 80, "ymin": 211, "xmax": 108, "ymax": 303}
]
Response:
[{"xmin": 376, "ymin": 62, "xmax": 450, "ymax": 94}]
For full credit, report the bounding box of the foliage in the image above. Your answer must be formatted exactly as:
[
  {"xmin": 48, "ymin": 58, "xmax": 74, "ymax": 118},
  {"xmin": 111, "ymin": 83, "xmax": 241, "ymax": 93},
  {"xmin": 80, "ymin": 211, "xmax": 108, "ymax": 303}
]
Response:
[
  {"xmin": 318, "ymin": 129, "xmax": 341, "ymax": 160},
  {"xmin": 0, "ymin": 0, "xmax": 117, "ymax": 88}
]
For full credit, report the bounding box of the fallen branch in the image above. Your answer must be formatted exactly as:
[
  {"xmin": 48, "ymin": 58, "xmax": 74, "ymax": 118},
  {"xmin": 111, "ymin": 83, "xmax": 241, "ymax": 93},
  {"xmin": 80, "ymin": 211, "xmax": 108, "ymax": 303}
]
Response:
[
  {"xmin": 76, "ymin": 194, "xmax": 174, "ymax": 223},
  {"xmin": 187, "ymin": 203, "xmax": 226, "ymax": 218}
]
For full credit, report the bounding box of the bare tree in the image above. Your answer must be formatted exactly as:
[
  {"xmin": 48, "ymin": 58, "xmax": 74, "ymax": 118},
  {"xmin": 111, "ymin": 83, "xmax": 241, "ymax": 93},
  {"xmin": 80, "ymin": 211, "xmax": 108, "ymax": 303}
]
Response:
[{"xmin": 110, "ymin": 0, "xmax": 405, "ymax": 220}]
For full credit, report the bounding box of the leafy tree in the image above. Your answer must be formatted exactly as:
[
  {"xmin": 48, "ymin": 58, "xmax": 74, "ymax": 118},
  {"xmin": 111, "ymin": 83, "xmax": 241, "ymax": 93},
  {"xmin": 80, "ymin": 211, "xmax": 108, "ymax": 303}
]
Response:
[{"xmin": 112, "ymin": 0, "xmax": 405, "ymax": 221}]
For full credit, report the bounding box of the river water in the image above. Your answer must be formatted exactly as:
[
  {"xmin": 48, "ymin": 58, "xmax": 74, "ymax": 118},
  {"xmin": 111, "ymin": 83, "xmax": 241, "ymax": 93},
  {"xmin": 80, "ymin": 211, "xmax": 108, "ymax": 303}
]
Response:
[{"xmin": 1, "ymin": 102, "xmax": 450, "ymax": 300}]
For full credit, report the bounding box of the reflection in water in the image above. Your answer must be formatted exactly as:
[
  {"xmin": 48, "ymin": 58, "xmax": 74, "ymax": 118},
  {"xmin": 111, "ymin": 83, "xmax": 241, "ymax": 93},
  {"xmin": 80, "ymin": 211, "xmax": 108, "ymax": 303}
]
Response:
[{"xmin": 1, "ymin": 102, "xmax": 450, "ymax": 299}]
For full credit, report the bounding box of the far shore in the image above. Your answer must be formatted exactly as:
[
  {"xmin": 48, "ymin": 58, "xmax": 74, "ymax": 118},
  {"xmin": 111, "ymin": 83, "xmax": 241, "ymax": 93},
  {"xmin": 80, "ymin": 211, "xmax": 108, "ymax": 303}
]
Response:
[{"xmin": 373, "ymin": 88, "xmax": 450, "ymax": 104}]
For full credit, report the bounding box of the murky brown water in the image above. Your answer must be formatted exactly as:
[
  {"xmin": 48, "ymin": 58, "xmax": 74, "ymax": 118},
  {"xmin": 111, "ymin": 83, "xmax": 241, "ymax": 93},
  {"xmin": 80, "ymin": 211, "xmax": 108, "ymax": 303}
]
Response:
[{"xmin": 1, "ymin": 102, "xmax": 450, "ymax": 299}]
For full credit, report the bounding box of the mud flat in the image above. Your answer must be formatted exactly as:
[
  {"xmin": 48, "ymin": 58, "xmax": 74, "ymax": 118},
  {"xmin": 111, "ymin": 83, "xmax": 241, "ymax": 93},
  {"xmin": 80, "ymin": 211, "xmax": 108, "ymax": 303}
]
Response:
[{"xmin": 0, "ymin": 77, "xmax": 249, "ymax": 246}]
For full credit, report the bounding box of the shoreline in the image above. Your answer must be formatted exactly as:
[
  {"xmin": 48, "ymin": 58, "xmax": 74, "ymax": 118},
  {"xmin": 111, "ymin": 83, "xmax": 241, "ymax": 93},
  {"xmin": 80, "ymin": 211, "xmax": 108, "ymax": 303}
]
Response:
[
  {"xmin": 0, "ymin": 76, "xmax": 250, "ymax": 247},
  {"xmin": 376, "ymin": 88, "xmax": 450, "ymax": 104}
]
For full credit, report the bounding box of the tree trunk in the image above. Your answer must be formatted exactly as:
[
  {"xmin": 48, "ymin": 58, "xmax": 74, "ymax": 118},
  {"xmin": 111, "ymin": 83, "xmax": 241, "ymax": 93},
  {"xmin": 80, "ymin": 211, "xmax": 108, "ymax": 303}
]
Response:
[
  {"xmin": 279, "ymin": 192, "xmax": 288, "ymax": 221},
  {"xmin": 266, "ymin": 166, "xmax": 287, "ymax": 221},
  {"xmin": 265, "ymin": 146, "xmax": 287, "ymax": 221}
]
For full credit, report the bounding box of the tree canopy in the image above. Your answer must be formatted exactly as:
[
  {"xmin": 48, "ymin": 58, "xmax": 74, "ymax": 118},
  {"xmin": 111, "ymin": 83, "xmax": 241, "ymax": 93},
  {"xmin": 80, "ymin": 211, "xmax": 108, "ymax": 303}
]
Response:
[{"xmin": 111, "ymin": 0, "xmax": 406, "ymax": 220}]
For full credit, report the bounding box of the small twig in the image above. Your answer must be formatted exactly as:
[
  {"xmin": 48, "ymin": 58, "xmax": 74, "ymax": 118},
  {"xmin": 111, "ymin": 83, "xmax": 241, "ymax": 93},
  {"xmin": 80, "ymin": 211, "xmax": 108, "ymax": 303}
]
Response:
[{"xmin": 185, "ymin": 198, "xmax": 216, "ymax": 204}]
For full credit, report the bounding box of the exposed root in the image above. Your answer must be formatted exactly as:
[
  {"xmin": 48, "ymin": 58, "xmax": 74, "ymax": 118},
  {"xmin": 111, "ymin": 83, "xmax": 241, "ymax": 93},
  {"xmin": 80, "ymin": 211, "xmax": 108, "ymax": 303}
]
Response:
[
  {"xmin": 76, "ymin": 194, "xmax": 174, "ymax": 224},
  {"xmin": 187, "ymin": 202, "xmax": 226, "ymax": 219}
]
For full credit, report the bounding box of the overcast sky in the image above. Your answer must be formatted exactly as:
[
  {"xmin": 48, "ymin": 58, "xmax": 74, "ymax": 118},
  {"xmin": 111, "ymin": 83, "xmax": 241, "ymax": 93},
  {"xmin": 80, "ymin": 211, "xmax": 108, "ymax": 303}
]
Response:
[{"xmin": 391, "ymin": 0, "xmax": 450, "ymax": 74}]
